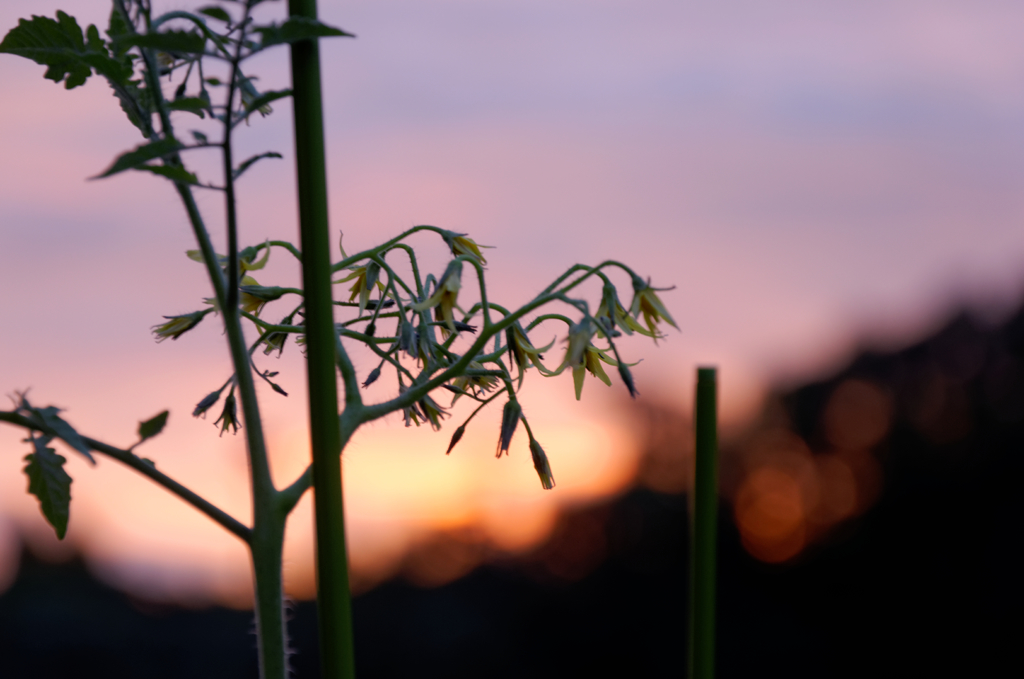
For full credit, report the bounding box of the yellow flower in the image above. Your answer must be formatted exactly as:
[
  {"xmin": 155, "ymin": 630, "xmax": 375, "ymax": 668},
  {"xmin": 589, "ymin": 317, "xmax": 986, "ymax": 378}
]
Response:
[
  {"xmin": 334, "ymin": 262, "xmax": 384, "ymax": 314},
  {"xmin": 187, "ymin": 242, "xmax": 269, "ymax": 274},
  {"xmin": 449, "ymin": 361, "xmax": 499, "ymax": 403},
  {"xmin": 240, "ymin": 78, "xmax": 273, "ymax": 118},
  {"xmin": 595, "ymin": 284, "xmax": 659, "ymax": 339},
  {"xmin": 400, "ymin": 386, "xmax": 448, "ymax": 431},
  {"xmin": 412, "ymin": 261, "xmax": 463, "ymax": 333},
  {"xmin": 239, "ymin": 275, "xmax": 267, "ymax": 316},
  {"xmin": 215, "ymin": 390, "xmax": 240, "ymax": 436},
  {"xmin": 572, "ymin": 343, "xmax": 618, "ymax": 401},
  {"xmin": 506, "ymin": 322, "xmax": 555, "ymax": 373},
  {"xmin": 630, "ymin": 277, "xmax": 678, "ymax": 339},
  {"xmin": 443, "ymin": 231, "xmax": 493, "ymax": 265},
  {"xmin": 151, "ymin": 310, "xmax": 208, "ymax": 342}
]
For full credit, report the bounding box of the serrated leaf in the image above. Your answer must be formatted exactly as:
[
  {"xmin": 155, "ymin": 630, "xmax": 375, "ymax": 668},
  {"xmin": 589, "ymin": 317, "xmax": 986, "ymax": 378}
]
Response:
[
  {"xmin": 33, "ymin": 405, "xmax": 94, "ymax": 464},
  {"xmin": 233, "ymin": 151, "xmax": 282, "ymax": 179},
  {"xmin": 138, "ymin": 410, "xmax": 169, "ymax": 442},
  {"xmin": 136, "ymin": 165, "xmax": 200, "ymax": 185},
  {"xmin": 24, "ymin": 441, "xmax": 72, "ymax": 540},
  {"xmin": 0, "ymin": 11, "xmax": 129, "ymax": 89},
  {"xmin": 254, "ymin": 17, "xmax": 355, "ymax": 49},
  {"xmin": 93, "ymin": 137, "xmax": 180, "ymax": 178},
  {"xmin": 197, "ymin": 6, "xmax": 232, "ymax": 23},
  {"xmin": 115, "ymin": 30, "xmax": 206, "ymax": 56},
  {"xmin": 107, "ymin": 6, "xmax": 130, "ymax": 54}
]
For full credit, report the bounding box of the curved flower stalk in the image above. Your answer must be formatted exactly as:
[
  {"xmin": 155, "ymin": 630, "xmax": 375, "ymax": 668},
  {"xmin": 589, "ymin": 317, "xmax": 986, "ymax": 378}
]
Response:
[{"xmin": 0, "ymin": 2, "xmax": 677, "ymax": 678}]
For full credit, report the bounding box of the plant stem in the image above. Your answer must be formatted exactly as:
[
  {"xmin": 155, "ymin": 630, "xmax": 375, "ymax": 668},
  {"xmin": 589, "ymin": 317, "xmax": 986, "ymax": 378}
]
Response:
[
  {"xmin": 287, "ymin": 1, "xmax": 357, "ymax": 677},
  {"xmin": 134, "ymin": 12, "xmax": 285, "ymax": 673},
  {"xmin": 689, "ymin": 367, "xmax": 718, "ymax": 679}
]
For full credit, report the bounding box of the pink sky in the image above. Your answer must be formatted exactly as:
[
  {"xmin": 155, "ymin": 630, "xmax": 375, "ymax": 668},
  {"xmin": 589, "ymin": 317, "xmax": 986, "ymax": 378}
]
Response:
[{"xmin": 3, "ymin": 0, "xmax": 1024, "ymax": 602}]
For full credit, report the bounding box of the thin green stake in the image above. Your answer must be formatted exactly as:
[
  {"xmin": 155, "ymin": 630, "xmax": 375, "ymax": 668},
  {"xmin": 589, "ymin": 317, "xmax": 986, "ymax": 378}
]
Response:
[
  {"xmin": 287, "ymin": 1, "xmax": 356, "ymax": 678},
  {"xmin": 689, "ymin": 367, "xmax": 718, "ymax": 679}
]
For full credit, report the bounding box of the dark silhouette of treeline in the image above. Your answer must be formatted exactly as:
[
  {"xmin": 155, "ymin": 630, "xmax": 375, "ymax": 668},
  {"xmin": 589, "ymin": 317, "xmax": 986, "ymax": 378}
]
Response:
[{"xmin": 2, "ymin": 301, "xmax": 1021, "ymax": 678}]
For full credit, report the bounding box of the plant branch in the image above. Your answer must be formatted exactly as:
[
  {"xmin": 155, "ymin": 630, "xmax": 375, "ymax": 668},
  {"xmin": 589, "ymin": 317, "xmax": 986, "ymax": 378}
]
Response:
[{"xmin": 0, "ymin": 410, "xmax": 251, "ymax": 544}]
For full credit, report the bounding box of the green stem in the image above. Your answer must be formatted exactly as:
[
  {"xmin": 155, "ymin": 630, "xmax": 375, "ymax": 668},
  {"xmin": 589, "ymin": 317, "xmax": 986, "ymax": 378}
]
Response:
[
  {"xmin": 689, "ymin": 367, "xmax": 718, "ymax": 679},
  {"xmin": 132, "ymin": 7, "xmax": 286, "ymax": 674},
  {"xmin": 288, "ymin": 1, "xmax": 356, "ymax": 677}
]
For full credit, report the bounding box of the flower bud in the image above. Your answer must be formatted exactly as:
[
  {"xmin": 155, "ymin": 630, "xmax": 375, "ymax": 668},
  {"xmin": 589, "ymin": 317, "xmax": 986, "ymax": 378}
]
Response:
[
  {"xmin": 362, "ymin": 366, "xmax": 382, "ymax": 389},
  {"xmin": 446, "ymin": 425, "xmax": 466, "ymax": 455},
  {"xmin": 617, "ymin": 361, "xmax": 639, "ymax": 399},
  {"xmin": 192, "ymin": 390, "xmax": 221, "ymax": 418},
  {"xmin": 496, "ymin": 399, "xmax": 522, "ymax": 458},
  {"xmin": 529, "ymin": 438, "xmax": 556, "ymax": 490}
]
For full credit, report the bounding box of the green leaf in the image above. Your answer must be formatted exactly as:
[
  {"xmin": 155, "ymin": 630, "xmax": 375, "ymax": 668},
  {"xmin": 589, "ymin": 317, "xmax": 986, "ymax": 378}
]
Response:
[
  {"xmin": 138, "ymin": 410, "xmax": 169, "ymax": 442},
  {"xmin": 115, "ymin": 30, "xmax": 206, "ymax": 56},
  {"xmin": 32, "ymin": 405, "xmax": 95, "ymax": 464},
  {"xmin": 234, "ymin": 151, "xmax": 282, "ymax": 179},
  {"xmin": 191, "ymin": 130, "xmax": 209, "ymax": 144},
  {"xmin": 254, "ymin": 17, "xmax": 355, "ymax": 49},
  {"xmin": 110, "ymin": 79, "xmax": 151, "ymax": 136},
  {"xmin": 93, "ymin": 137, "xmax": 180, "ymax": 178},
  {"xmin": 107, "ymin": 6, "xmax": 131, "ymax": 54},
  {"xmin": 168, "ymin": 96, "xmax": 210, "ymax": 117},
  {"xmin": 197, "ymin": 6, "xmax": 232, "ymax": 23},
  {"xmin": 136, "ymin": 165, "xmax": 200, "ymax": 185},
  {"xmin": 24, "ymin": 439, "xmax": 73, "ymax": 540},
  {"xmin": 0, "ymin": 11, "xmax": 129, "ymax": 89}
]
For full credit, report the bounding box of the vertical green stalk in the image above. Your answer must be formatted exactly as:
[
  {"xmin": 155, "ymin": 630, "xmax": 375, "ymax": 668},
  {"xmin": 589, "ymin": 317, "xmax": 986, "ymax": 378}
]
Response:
[
  {"xmin": 287, "ymin": 1, "xmax": 357, "ymax": 678},
  {"xmin": 128, "ymin": 2, "xmax": 287, "ymax": 673},
  {"xmin": 689, "ymin": 367, "xmax": 718, "ymax": 679}
]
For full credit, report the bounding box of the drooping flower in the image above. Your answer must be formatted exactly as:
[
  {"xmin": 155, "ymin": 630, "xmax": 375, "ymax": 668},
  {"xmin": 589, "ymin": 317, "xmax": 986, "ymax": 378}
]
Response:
[
  {"xmin": 412, "ymin": 260, "xmax": 463, "ymax": 333},
  {"xmin": 399, "ymin": 385, "xmax": 449, "ymax": 431},
  {"xmin": 239, "ymin": 275, "xmax": 268, "ymax": 316},
  {"xmin": 334, "ymin": 261, "xmax": 384, "ymax": 314},
  {"xmin": 563, "ymin": 319, "xmax": 596, "ymax": 370},
  {"xmin": 595, "ymin": 283, "xmax": 659, "ymax": 340},
  {"xmin": 505, "ymin": 322, "xmax": 556, "ymax": 387},
  {"xmin": 629, "ymin": 277, "xmax": 678, "ymax": 340},
  {"xmin": 572, "ymin": 343, "xmax": 618, "ymax": 401},
  {"xmin": 240, "ymin": 77, "xmax": 273, "ymax": 119},
  {"xmin": 449, "ymin": 361, "xmax": 499, "ymax": 404},
  {"xmin": 151, "ymin": 310, "xmax": 209, "ymax": 342},
  {"xmin": 215, "ymin": 390, "xmax": 240, "ymax": 436},
  {"xmin": 442, "ymin": 231, "xmax": 493, "ymax": 266}
]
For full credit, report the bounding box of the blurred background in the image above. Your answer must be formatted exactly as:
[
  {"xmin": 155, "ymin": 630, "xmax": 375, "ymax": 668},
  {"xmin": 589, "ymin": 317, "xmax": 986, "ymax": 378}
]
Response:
[{"xmin": 1, "ymin": 0, "xmax": 1023, "ymax": 676}]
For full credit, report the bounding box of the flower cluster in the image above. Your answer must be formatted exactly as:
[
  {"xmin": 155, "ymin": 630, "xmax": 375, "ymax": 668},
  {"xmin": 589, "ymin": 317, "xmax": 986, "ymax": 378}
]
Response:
[{"xmin": 157, "ymin": 227, "xmax": 674, "ymax": 490}]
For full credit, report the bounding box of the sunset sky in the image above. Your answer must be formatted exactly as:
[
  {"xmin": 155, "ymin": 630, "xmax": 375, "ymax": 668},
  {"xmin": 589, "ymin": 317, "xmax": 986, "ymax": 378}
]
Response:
[{"xmin": 2, "ymin": 0, "xmax": 1024, "ymax": 604}]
